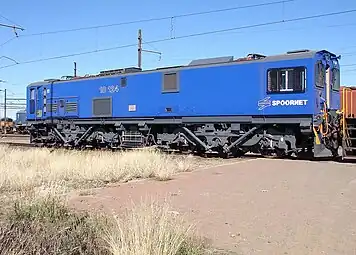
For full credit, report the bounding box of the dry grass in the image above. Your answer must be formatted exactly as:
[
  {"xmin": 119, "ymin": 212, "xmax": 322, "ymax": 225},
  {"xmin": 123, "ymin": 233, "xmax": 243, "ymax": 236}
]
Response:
[
  {"xmin": 0, "ymin": 145, "xmax": 194, "ymax": 192},
  {"xmin": 0, "ymin": 193, "xmax": 208, "ymax": 255},
  {"xmin": 0, "ymin": 193, "xmax": 113, "ymax": 255},
  {"xmin": 105, "ymin": 198, "xmax": 207, "ymax": 255},
  {"xmin": 0, "ymin": 145, "xmax": 215, "ymax": 254}
]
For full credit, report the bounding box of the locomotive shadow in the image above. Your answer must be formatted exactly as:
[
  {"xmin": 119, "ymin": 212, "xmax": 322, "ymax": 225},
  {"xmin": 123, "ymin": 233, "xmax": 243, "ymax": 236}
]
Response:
[{"xmin": 243, "ymin": 153, "xmax": 356, "ymax": 164}]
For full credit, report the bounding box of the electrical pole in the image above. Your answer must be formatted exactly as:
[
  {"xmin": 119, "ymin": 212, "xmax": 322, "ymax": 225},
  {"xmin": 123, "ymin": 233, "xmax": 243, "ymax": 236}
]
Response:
[
  {"xmin": 138, "ymin": 29, "xmax": 142, "ymax": 69},
  {"xmin": 0, "ymin": 89, "xmax": 7, "ymax": 135},
  {"xmin": 74, "ymin": 62, "xmax": 77, "ymax": 77},
  {"xmin": 3, "ymin": 89, "xmax": 6, "ymax": 135},
  {"xmin": 137, "ymin": 29, "xmax": 162, "ymax": 69},
  {"xmin": 0, "ymin": 18, "xmax": 24, "ymax": 135},
  {"xmin": 0, "ymin": 22, "xmax": 24, "ymax": 38}
]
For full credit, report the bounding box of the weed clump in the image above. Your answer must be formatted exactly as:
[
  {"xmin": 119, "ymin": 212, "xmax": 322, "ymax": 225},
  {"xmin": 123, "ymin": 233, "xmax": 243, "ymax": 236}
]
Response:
[
  {"xmin": 0, "ymin": 195, "xmax": 208, "ymax": 255},
  {"xmin": 105, "ymin": 198, "xmax": 207, "ymax": 255},
  {"xmin": 0, "ymin": 195, "xmax": 111, "ymax": 255},
  {"xmin": 0, "ymin": 146, "xmax": 194, "ymax": 192}
]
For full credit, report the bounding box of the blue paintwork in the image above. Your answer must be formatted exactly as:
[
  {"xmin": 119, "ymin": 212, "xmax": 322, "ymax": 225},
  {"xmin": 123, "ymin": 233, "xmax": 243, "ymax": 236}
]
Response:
[{"xmin": 26, "ymin": 50, "xmax": 341, "ymax": 121}]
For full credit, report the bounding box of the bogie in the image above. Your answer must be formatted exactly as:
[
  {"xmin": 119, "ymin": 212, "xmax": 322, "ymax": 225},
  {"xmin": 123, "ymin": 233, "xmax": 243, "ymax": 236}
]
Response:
[{"xmin": 28, "ymin": 120, "xmax": 322, "ymax": 159}]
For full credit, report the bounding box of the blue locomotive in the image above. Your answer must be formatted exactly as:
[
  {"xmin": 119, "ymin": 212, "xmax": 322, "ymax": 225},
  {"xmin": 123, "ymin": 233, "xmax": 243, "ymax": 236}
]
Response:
[
  {"xmin": 25, "ymin": 49, "xmax": 343, "ymax": 158},
  {"xmin": 14, "ymin": 110, "xmax": 28, "ymax": 134}
]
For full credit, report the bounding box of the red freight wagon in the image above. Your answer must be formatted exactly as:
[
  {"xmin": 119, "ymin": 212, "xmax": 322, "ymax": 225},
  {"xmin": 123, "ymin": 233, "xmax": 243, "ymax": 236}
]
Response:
[{"xmin": 340, "ymin": 86, "xmax": 356, "ymax": 119}]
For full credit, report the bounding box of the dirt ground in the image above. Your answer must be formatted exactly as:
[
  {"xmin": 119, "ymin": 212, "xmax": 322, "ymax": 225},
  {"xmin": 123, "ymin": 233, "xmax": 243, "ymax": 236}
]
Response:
[{"xmin": 70, "ymin": 158, "xmax": 356, "ymax": 255}]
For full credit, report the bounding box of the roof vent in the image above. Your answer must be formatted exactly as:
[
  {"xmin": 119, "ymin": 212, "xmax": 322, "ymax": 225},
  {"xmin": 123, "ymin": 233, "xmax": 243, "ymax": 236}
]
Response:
[
  {"xmin": 235, "ymin": 53, "xmax": 266, "ymax": 62},
  {"xmin": 156, "ymin": 65, "xmax": 184, "ymax": 70},
  {"xmin": 44, "ymin": 79, "xmax": 61, "ymax": 82},
  {"xmin": 246, "ymin": 53, "xmax": 266, "ymax": 60},
  {"xmin": 188, "ymin": 56, "xmax": 233, "ymax": 66},
  {"xmin": 61, "ymin": 76, "xmax": 75, "ymax": 80},
  {"xmin": 286, "ymin": 49, "xmax": 311, "ymax": 54},
  {"xmin": 99, "ymin": 67, "xmax": 142, "ymax": 76}
]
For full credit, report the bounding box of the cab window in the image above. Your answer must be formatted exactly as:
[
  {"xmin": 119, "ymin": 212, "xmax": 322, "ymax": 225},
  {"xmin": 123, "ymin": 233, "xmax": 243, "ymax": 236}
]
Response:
[
  {"xmin": 315, "ymin": 61, "xmax": 325, "ymax": 88},
  {"xmin": 332, "ymin": 68, "xmax": 340, "ymax": 91},
  {"xmin": 29, "ymin": 88, "xmax": 35, "ymax": 114},
  {"xmin": 267, "ymin": 66, "xmax": 306, "ymax": 94}
]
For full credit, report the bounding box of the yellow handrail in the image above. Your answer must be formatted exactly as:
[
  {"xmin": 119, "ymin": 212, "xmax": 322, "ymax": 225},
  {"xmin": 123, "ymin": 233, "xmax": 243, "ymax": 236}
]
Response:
[
  {"xmin": 342, "ymin": 87, "xmax": 346, "ymax": 138},
  {"xmin": 342, "ymin": 87, "xmax": 353, "ymax": 147}
]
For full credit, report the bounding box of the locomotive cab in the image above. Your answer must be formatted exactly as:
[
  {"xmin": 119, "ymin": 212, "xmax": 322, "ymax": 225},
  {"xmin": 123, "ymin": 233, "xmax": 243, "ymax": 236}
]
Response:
[
  {"xmin": 314, "ymin": 50, "xmax": 341, "ymax": 111},
  {"xmin": 312, "ymin": 50, "xmax": 342, "ymax": 157}
]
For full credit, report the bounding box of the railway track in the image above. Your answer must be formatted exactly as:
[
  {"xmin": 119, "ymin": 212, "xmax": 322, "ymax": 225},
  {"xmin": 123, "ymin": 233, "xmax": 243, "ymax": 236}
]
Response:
[
  {"xmin": 0, "ymin": 140, "xmax": 355, "ymax": 163},
  {"xmin": 0, "ymin": 142, "xmax": 34, "ymax": 147},
  {"xmin": 0, "ymin": 134, "xmax": 30, "ymax": 138}
]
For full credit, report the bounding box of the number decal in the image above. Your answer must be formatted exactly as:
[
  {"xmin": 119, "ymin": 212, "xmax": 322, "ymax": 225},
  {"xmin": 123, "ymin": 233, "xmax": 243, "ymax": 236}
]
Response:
[
  {"xmin": 99, "ymin": 86, "xmax": 107, "ymax": 94},
  {"xmin": 99, "ymin": 85, "xmax": 119, "ymax": 94}
]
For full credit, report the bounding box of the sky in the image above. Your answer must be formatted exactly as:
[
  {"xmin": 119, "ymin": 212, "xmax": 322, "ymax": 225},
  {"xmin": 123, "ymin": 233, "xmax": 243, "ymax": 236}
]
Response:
[{"xmin": 0, "ymin": 0, "xmax": 356, "ymax": 118}]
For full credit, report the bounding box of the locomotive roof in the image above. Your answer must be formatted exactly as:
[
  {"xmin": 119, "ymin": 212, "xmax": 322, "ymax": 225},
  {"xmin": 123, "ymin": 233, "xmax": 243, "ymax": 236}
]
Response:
[{"xmin": 28, "ymin": 49, "xmax": 336, "ymax": 86}]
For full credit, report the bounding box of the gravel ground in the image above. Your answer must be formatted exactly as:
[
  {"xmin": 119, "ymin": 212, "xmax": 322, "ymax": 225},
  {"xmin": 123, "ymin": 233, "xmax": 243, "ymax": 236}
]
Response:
[{"xmin": 70, "ymin": 158, "xmax": 356, "ymax": 254}]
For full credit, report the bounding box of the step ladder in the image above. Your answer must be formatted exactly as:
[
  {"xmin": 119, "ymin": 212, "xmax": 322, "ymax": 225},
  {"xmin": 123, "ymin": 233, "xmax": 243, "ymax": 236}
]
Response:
[
  {"xmin": 121, "ymin": 130, "xmax": 144, "ymax": 148},
  {"xmin": 341, "ymin": 86, "xmax": 356, "ymax": 155},
  {"xmin": 344, "ymin": 122, "xmax": 356, "ymax": 154}
]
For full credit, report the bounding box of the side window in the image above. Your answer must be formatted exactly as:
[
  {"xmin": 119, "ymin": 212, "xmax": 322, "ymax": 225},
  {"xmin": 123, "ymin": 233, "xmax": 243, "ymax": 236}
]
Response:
[
  {"xmin": 267, "ymin": 67, "xmax": 306, "ymax": 94},
  {"xmin": 43, "ymin": 88, "xmax": 47, "ymax": 116},
  {"xmin": 121, "ymin": 77, "xmax": 127, "ymax": 87},
  {"xmin": 332, "ymin": 68, "xmax": 340, "ymax": 91},
  {"xmin": 29, "ymin": 88, "xmax": 35, "ymax": 114},
  {"xmin": 162, "ymin": 72, "xmax": 179, "ymax": 93},
  {"xmin": 315, "ymin": 61, "xmax": 325, "ymax": 88}
]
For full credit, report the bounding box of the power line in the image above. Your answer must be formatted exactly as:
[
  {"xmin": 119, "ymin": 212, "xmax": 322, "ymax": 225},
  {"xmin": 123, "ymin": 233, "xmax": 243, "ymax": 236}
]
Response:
[
  {"xmin": 0, "ymin": 13, "xmax": 23, "ymax": 28},
  {"xmin": 0, "ymin": 36, "xmax": 17, "ymax": 48},
  {"xmin": 229, "ymin": 22, "xmax": 356, "ymax": 36},
  {"xmin": 0, "ymin": 42, "xmax": 138, "ymax": 69},
  {"xmin": 342, "ymin": 69, "xmax": 356, "ymax": 73},
  {"xmin": 0, "ymin": 56, "xmax": 18, "ymax": 64},
  {"xmin": 0, "ymin": 20, "xmax": 24, "ymax": 39},
  {"xmin": 341, "ymin": 63, "xmax": 356, "ymax": 67},
  {"xmin": 340, "ymin": 51, "xmax": 356, "ymax": 56},
  {"xmin": 20, "ymin": 0, "xmax": 294, "ymax": 37},
  {"xmin": 1, "ymin": 8, "xmax": 356, "ymax": 70},
  {"xmin": 0, "ymin": 23, "xmax": 24, "ymax": 31}
]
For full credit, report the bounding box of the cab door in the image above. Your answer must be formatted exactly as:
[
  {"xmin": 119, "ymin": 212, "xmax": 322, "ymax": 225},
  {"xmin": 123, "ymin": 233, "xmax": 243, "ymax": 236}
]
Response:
[
  {"xmin": 28, "ymin": 87, "xmax": 36, "ymax": 120},
  {"xmin": 35, "ymin": 87, "xmax": 44, "ymax": 119},
  {"xmin": 315, "ymin": 60, "xmax": 330, "ymax": 113},
  {"xmin": 330, "ymin": 65, "xmax": 341, "ymax": 110},
  {"xmin": 28, "ymin": 86, "xmax": 43, "ymax": 120}
]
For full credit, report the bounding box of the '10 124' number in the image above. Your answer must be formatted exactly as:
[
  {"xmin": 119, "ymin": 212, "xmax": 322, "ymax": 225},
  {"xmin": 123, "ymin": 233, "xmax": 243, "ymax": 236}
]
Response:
[{"xmin": 99, "ymin": 85, "xmax": 119, "ymax": 94}]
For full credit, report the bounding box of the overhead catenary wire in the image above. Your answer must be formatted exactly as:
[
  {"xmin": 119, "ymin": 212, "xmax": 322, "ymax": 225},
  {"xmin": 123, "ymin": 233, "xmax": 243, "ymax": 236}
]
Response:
[
  {"xmin": 0, "ymin": 23, "xmax": 24, "ymax": 31},
  {"xmin": 0, "ymin": 56, "xmax": 18, "ymax": 64},
  {"xmin": 1, "ymin": 8, "xmax": 356, "ymax": 70},
  {"xmin": 19, "ymin": 0, "xmax": 294, "ymax": 37},
  {"xmin": 342, "ymin": 63, "xmax": 356, "ymax": 67},
  {"xmin": 0, "ymin": 13, "xmax": 23, "ymax": 28},
  {"xmin": 0, "ymin": 36, "xmax": 18, "ymax": 48}
]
